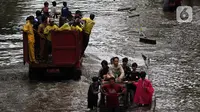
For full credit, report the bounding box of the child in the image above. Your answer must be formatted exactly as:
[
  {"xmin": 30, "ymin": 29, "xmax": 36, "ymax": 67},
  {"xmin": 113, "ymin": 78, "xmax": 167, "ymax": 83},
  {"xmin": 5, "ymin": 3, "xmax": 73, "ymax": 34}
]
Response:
[
  {"xmin": 130, "ymin": 62, "xmax": 140, "ymax": 81},
  {"xmin": 42, "ymin": 1, "xmax": 49, "ymax": 17},
  {"xmin": 125, "ymin": 62, "xmax": 140, "ymax": 104},
  {"xmin": 61, "ymin": 2, "xmax": 70, "ymax": 18},
  {"xmin": 110, "ymin": 57, "xmax": 114, "ymax": 64},
  {"xmin": 87, "ymin": 77, "xmax": 100, "ymax": 110},
  {"xmin": 51, "ymin": 1, "xmax": 59, "ymax": 19},
  {"xmin": 98, "ymin": 60, "xmax": 114, "ymax": 82},
  {"xmin": 122, "ymin": 57, "xmax": 131, "ymax": 80}
]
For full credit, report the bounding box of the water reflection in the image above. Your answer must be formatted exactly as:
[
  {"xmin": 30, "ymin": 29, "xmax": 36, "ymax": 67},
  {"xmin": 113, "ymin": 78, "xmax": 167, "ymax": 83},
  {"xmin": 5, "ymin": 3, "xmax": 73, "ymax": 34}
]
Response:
[{"xmin": 0, "ymin": 0, "xmax": 23, "ymax": 34}]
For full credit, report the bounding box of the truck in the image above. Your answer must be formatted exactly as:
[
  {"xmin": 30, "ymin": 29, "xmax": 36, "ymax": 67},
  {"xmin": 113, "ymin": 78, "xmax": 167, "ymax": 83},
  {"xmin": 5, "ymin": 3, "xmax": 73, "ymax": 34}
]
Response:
[{"xmin": 23, "ymin": 30, "xmax": 83, "ymax": 80}]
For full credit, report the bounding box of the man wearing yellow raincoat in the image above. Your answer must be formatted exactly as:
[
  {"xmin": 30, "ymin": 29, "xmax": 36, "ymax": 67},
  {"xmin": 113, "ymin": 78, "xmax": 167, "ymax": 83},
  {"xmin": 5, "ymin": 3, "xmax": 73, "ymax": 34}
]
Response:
[{"xmin": 23, "ymin": 16, "xmax": 38, "ymax": 64}]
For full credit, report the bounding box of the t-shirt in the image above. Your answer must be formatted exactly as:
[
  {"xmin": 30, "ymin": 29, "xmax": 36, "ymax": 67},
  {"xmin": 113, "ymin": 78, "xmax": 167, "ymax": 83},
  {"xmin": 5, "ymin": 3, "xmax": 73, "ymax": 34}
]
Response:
[
  {"xmin": 51, "ymin": 7, "xmax": 56, "ymax": 15},
  {"xmin": 102, "ymin": 84, "xmax": 125, "ymax": 107},
  {"xmin": 42, "ymin": 7, "xmax": 49, "ymax": 16},
  {"xmin": 109, "ymin": 64, "xmax": 125, "ymax": 79},
  {"xmin": 61, "ymin": 7, "xmax": 69, "ymax": 17},
  {"xmin": 127, "ymin": 71, "xmax": 140, "ymax": 81},
  {"xmin": 81, "ymin": 18, "xmax": 95, "ymax": 34},
  {"xmin": 44, "ymin": 25, "xmax": 58, "ymax": 41}
]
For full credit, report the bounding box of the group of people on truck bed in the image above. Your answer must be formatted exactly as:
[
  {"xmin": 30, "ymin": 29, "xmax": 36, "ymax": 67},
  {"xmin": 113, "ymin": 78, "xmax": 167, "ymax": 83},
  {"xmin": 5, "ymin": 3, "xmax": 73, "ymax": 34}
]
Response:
[
  {"xmin": 87, "ymin": 57, "xmax": 154, "ymax": 111},
  {"xmin": 22, "ymin": 1, "xmax": 95, "ymax": 64}
]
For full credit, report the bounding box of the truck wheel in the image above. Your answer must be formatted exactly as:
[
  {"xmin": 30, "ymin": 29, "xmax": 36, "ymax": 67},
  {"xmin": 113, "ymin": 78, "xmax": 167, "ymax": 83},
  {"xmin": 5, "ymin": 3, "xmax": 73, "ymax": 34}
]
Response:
[
  {"xmin": 29, "ymin": 67, "xmax": 38, "ymax": 81},
  {"xmin": 60, "ymin": 68, "xmax": 73, "ymax": 79},
  {"xmin": 73, "ymin": 69, "xmax": 82, "ymax": 81},
  {"xmin": 29, "ymin": 67, "xmax": 46, "ymax": 81}
]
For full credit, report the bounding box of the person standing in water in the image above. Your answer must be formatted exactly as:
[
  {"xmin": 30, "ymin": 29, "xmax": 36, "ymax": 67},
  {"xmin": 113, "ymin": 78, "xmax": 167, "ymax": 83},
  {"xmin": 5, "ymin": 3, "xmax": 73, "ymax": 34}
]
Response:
[
  {"xmin": 87, "ymin": 77, "xmax": 100, "ymax": 111},
  {"xmin": 101, "ymin": 77, "xmax": 126, "ymax": 112},
  {"xmin": 125, "ymin": 62, "xmax": 140, "ymax": 104},
  {"xmin": 130, "ymin": 63, "xmax": 140, "ymax": 81},
  {"xmin": 133, "ymin": 71, "xmax": 154, "ymax": 106}
]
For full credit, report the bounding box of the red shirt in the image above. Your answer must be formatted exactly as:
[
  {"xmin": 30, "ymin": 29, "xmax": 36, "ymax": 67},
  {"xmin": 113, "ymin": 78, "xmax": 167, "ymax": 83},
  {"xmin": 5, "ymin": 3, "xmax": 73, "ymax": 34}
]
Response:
[
  {"xmin": 43, "ymin": 7, "xmax": 49, "ymax": 13},
  {"xmin": 102, "ymin": 84, "xmax": 125, "ymax": 108}
]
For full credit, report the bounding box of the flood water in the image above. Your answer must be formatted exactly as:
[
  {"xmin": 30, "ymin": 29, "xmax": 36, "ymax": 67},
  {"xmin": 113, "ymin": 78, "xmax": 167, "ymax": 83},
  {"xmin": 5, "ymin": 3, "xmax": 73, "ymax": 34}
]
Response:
[{"xmin": 0, "ymin": 0, "xmax": 200, "ymax": 111}]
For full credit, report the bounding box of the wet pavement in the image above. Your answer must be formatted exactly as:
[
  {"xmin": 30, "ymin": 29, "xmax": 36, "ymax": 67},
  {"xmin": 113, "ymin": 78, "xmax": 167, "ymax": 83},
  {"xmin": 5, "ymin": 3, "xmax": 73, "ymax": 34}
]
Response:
[{"xmin": 0, "ymin": 0, "xmax": 200, "ymax": 112}]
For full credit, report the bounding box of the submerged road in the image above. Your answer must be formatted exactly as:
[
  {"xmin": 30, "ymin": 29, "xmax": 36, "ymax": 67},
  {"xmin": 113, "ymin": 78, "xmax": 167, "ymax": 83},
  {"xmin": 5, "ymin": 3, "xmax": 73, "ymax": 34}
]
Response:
[{"xmin": 0, "ymin": 0, "xmax": 200, "ymax": 111}]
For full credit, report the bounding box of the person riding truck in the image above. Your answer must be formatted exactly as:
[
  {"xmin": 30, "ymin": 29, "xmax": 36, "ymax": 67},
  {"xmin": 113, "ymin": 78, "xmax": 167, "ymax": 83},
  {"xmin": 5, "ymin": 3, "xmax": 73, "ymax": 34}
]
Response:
[
  {"xmin": 44, "ymin": 18, "xmax": 58, "ymax": 55},
  {"xmin": 41, "ymin": 1, "xmax": 49, "ymax": 17},
  {"xmin": 59, "ymin": 2, "xmax": 70, "ymax": 27},
  {"xmin": 58, "ymin": 19, "xmax": 71, "ymax": 31},
  {"xmin": 81, "ymin": 14, "xmax": 95, "ymax": 56},
  {"xmin": 109, "ymin": 57, "xmax": 125, "ymax": 82},
  {"xmin": 22, "ymin": 16, "xmax": 38, "ymax": 64},
  {"xmin": 51, "ymin": 1, "xmax": 60, "ymax": 19},
  {"xmin": 38, "ymin": 16, "xmax": 48, "ymax": 61}
]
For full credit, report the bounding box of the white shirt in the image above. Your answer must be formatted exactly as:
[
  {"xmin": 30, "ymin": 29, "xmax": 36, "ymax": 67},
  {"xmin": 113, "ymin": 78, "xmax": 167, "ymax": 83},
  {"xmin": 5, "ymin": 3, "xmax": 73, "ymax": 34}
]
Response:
[{"xmin": 51, "ymin": 7, "xmax": 57, "ymax": 15}]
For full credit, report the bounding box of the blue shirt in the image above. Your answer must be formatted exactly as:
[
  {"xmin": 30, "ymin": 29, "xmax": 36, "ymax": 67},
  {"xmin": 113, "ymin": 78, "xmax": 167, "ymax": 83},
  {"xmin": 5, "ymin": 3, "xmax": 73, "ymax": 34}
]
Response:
[{"xmin": 61, "ymin": 7, "xmax": 69, "ymax": 17}]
